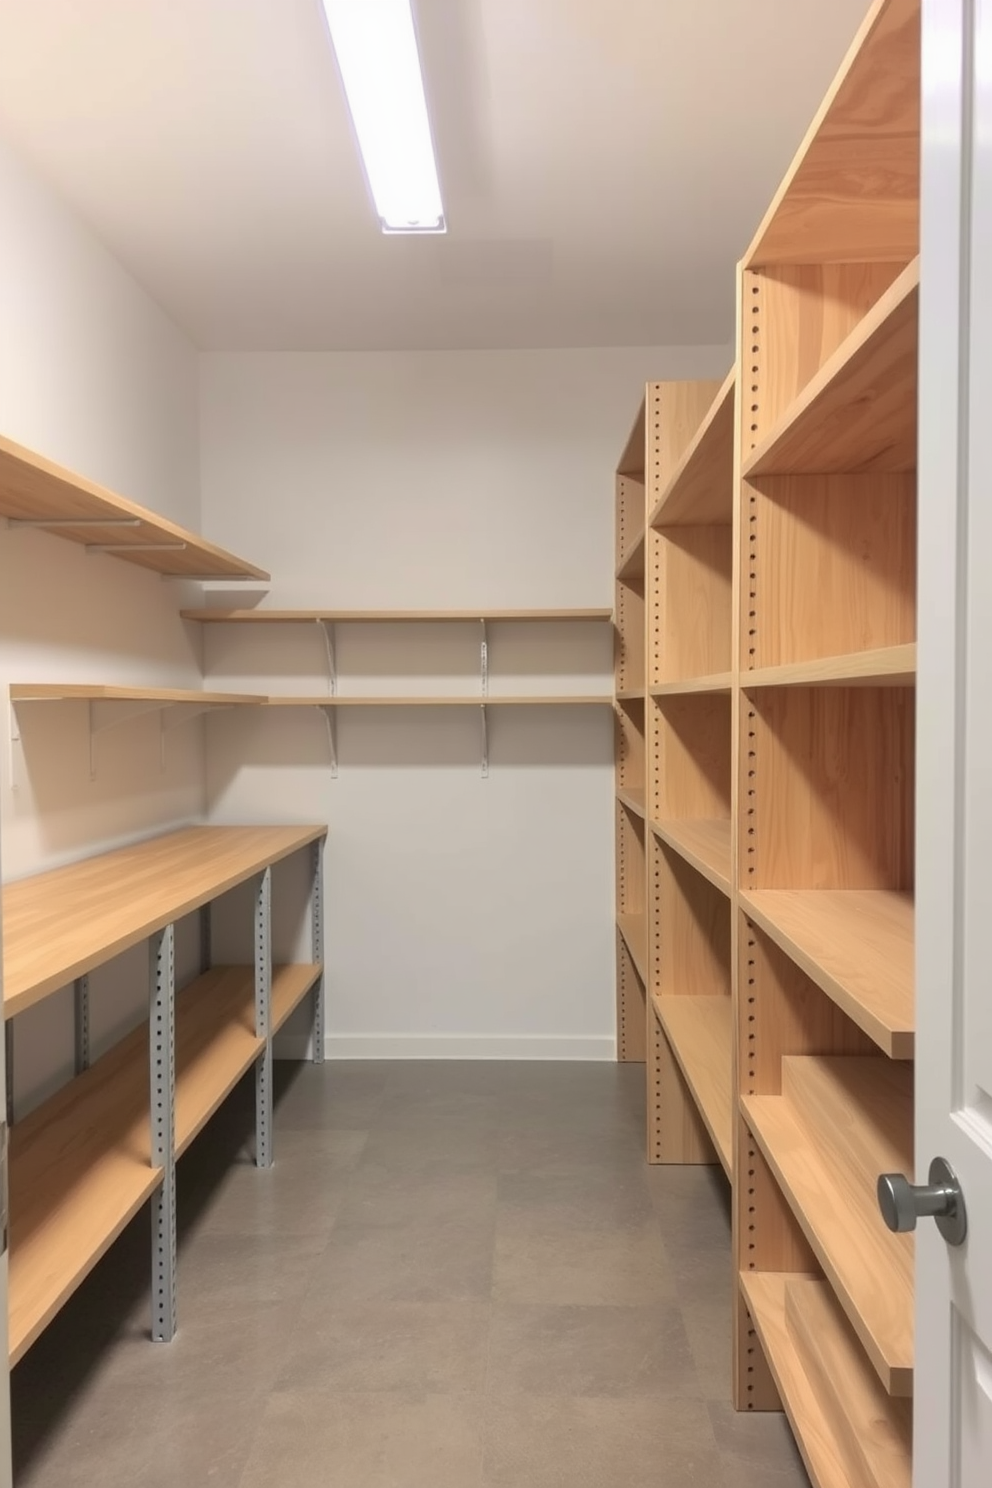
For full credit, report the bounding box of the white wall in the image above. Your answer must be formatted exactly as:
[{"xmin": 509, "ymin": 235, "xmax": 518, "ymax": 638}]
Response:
[
  {"xmin": 199, "ymin": 347, "xmax": 731, "ymax": 1058},
  {"xmin": 0, "ymin": 131, "xmax": 206, "ymax": 1110}
]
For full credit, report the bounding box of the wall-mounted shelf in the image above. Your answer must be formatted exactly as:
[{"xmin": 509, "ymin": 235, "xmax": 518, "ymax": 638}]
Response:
[
  {"xmin": 648, "ymin": 371, "xmax": 735, "ymax": 527},
  {"xmin": 0, "ymin": 433, "xmax": 268, "ymax": 580},
  {"xmin": 264, "ymin": 694, "xmax": 612, "ymax": 708},
  {"xmin": 743, "ymin": 1054, "xmax": 914, "ymax": 1396},
  {"xmin": 181, "ymin": 608, "xmax": 613, "ymax": 623}
]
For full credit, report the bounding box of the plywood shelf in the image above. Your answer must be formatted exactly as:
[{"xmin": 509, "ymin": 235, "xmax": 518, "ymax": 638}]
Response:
[
  {"xmin": 265, "ymin": 694, "xmax": 613, "ymax": 708},
  {"xmin": 651, "ymin": 818, "xmax": 731, "ymax": 897},
  {"xmin": 745, "ymin": 259, "xmax": 919, "ymax": 477},
  {"xmin": 616, "ymin": 786, "xmax": 646, "ymax": 819},
  {"xmin": 3, "ymin": 825, "xmax": 327, "ymax": 1018},
  {"xmin": 11, "ymin": 684, "xmax": 267, "ymax": 706},
  {"xmin": 649, "ymin": 370, "xmax": 735, "ymax": 527},
  {"xmin": 743, "ymin": 645, "xmax": 916, "ymax": 689},
  {"xmin": 742, "ymin": 1055, "xmax": 914, "ymax": 1396},
  {"xmin": 616, "ymin": 529, "xmax": 645, "ymax": 580},
  {"xmin": 650, "ymin": 674, "xmax": 733, "ymax": 696},
  {"xmin": 740, "ymin": 889, "xmax": 913, "ymax": 1058},
  {"xmin": 653, "ymin": 993, "xmax": 732, "ymax": 1176},
  {"xmin": 181, "ymin": 608, "xmax": 613, "ymax": 623},
  {"xmin": 617, "ymin": 912, "xmax": 648, "ymax": 984},
  {"xmin": 0, "ymin": 432, "xmax": 268, "ymax": 581},
  {"xmin": 741, "ymin": 1272, "xmax": 911, "ymax": 1488}
]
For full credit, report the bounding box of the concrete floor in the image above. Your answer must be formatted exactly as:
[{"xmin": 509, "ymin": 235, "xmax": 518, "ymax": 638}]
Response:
[{"xmin": 12, "ymin": 1060, "xmax": 809, "ymax": 1487}]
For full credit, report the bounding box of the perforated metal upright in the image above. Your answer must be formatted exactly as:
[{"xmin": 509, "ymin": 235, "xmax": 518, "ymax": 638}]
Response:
[
  {"xmin": 310, "ymin": 838, "xmax": 325, "ymax": 1064},
  {"xmin": 148, "ymin": 923, "xmax": 176, "ymax": 1342},
  {"xmin": 254, "ymin": 867, "xmax": 273, "ymax": 1167}
]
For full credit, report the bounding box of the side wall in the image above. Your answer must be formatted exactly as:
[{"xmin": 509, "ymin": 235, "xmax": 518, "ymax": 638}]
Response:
[
  {"xmin": 0, "ymin": 132, "xmax": 206, "ymax": 1110},
  {"xmin": 199, "ymin": 347, "xmax": 731, "ymax": 1058}
]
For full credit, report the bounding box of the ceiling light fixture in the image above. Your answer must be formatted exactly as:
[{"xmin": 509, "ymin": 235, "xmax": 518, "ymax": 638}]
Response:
[{"xmin": 320, "ymin": 0, "xmax": 445, "ymax": 234}]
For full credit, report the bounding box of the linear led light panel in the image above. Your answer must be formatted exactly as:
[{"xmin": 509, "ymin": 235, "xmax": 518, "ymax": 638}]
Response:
[{"xmin": 321, "ymin": 0, "xmax": 446, "ymax": 234}]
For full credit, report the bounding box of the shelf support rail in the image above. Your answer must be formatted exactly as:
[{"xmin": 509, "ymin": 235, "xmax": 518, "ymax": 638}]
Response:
[
  {"xmin": 480, "ymin": 619, "xmax": 489, "ymax": 778},
  {"xmin": 319, "ymin": 622, "xmax": 339, "ymax": 779},
  {"xmin": 310, "ymin": 839, "xmax": 325, "ymax": 1064},
  {"xmin": 254, "ymin": 866, "xmax": 273, "ymax": 1168},
  {"xmin": 73, "ymin": 974, "xmax": 90, "ymax": 1074},
  {"xmin": 149, "ymin": 922, "xmax": 177, "ymax": 1343}
]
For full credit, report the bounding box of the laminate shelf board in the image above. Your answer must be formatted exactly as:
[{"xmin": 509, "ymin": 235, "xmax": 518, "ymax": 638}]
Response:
[
  {"xmin": 616, "ymin": 786, "xmax": 646, "ymax": 819},
  {"xmin": 741, "ymin": 1273, "xmax": 911, "ymax": 1488},
  {"xmin": 744, "ymin": 0, "xmax": 920, "ymax": 267},
  {"xmin": 742, "ymin": 1054, "xmax": 915, "ymax": 1396},
  {"xmin": 617, "ymin": 912, "xmax": 648, "ymax": 984},
  {"xmin": 744, "ymin": 259, "xmax": 919, "ymax": 476},
  {"xmin": 648, "ymin": 370, "xmax": 735, "ymax": 527},
  {"xmin": 0, "ymin": 433, "xmax": 268, "ymax": 581},
  {"xmin": 181, "ymin": 608, "xmax": 614, "ymax": 623},
  {"xmin": 650, "ymin": 818, "xmax": 732, "ymax": 896},
  {"xmin": 7, "ymin": 960, "xmax": 320, "ymax": 1365},
  {"xmin": 264, "ymin": 695, "xmax": 613, "ymax": 708},
  {"xmin": 653, "ymin": 993, "xmax": 732, "ymax": 1176},
  {"xmin": 650, "ymin": 673, "xmax": 734, "ymax": 696},
  {"xmin": 740, "ymin": 888, "xmax": 914, "ymax": 1058},
  {"xmin": 10, "ymin": 684, "xmax": 267, "ymax": 706},
  {"xmin": 616, "ymin": 529, "xmax": 646, "ymax": 581},
  {"xmin": 2, "ymin": 825, "xmax": 327, "ymax": 1018},
  {"xmin": 742, "ymin": 645, "xmax": 916, "ymax": 689},
  {"xmin": 615, "ymin": 689, "xmax": 645, "ymax": 703}
]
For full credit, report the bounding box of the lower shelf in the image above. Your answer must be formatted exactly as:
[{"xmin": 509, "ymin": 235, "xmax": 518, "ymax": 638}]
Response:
[
  {"xmin": 9, "ymin": 961, "xmax": 320, "ymax": 1364},
  {"xmin": 650, "ymin": 818, "xmax": 731, "ymax": 896},
  {"xmin": 653, "ymin": 993, "xmax": 732, "ymax": 1176},
  {"xmin": 617, "ymin": 912, "xmax": 648, "ymax": 983},
  {"xmin": 741, "ymin": 1272, "xmax": 911, "ymax": 1488}
]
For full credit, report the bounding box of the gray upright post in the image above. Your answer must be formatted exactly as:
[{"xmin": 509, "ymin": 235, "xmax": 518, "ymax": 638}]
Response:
[
  {"xmin": 311, "ymin": 839, "xmax": 325, "ymax": 1064},
  {"xmin": 254, "ymin": 867, "xmax": 273, "ymax": 1168},
  {"xmin": 73, "ymin": 974, "xmax": 90, "ymax": 1074},
  {"xmin": 149, "ymin": 923, "xmax": 176, "ymax": 1342}
]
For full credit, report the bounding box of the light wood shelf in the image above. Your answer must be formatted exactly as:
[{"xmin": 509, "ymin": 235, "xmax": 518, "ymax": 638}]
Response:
[
  {"xmin": 653, "ymin": 992, "xmax": 732, "ymax": 1175},
  {"xmin": 741, "ymin": 1272, "xmax": 912, "ymax": 1488},
  {"xmin": 0, "ymin": 432, "xmax": 268, "ymax": 581},
  {"xmin": 265, "ymin": 694, "xmax": 612, "ymax": 708},
  {"xmin": 8, "ymin": 959, "xmax": 320, "ymax": 1365},
  {"xmin": 651, "ymin": 818, "xmax": 731, "ymax": 897},
  {"xmin": 615, "ymin": 688, "xmax": 645, "ymax": 702},
  {"xmin": 743, "ymin": 1054, "xmax": 914, "ymax": 1396},
  {"xmin": 11, "ymin": 684, "xmax": 267, "ymax": 706},
  {"xmin": 650, "ymin": 674, "xmax": 733, "ymax": 696},
  {"xmin": 3, "ymin": 824, "xmax": 326, "ymax": 1018},
  {"xmin": 617, "ymin": 912, "xmax": 648, "ymax": 985},
  {"xmin": 182, "ymin": 608, "xmax": 613, "ymax": 623},
  {"xmin": 743, "ymin": 645, "xmax": 916, "ymax": 689},
  {"xmin": 740, "ymin": 889, "xmax": 914, "ymax": 1058},
  {"xmin": 616, "ymin": 785, "xmax": 646, "ymax": 819},
  {"xmin": 745, "ymin": 259, "xmax": 918, "ymax": 477},
  {"xmin": 649, "ymin": 370, "xmax": 735, "ymax": 527},
  {"xmin": 616, "ymin": 529, "xmax": 645, "ymax": 580}
]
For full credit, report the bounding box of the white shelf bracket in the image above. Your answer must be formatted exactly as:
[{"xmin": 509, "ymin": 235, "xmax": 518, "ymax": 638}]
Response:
[
  {"xmin": 481, "ymin": 703, "xmax": 489, "ymax": 779},
  {"xmin": 317, "ymin": 704, "xmax": 339, "ymax": 779},
  {"xmin": 480, "ymin": 620, "xmax": 489, "ymax": 777},
  {"xmin": 480, "ymin": 619, "xmax": 489, "ymax": 699},
  {"xmin": 8, "ymin": 699, "xmax": 22, "ymax": 794},
  {"xmin": 158, "ymin": 701, "xmax": 229, "ymax": 772},
  {"xmin": 319, "ymin": 620, "xmax": 337, "ymax": 696}
]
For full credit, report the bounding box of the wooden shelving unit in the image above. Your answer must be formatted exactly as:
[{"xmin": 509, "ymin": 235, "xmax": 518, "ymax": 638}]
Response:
[
  {"xmin": 0, "ymin": 433, "xmax": 268, "ymax": 580},
  {"xmin": 727, "ymin": 3, "xmax": 921, "ymax": 1482},
  {"xmin": 4, "ymin": 825, "xmax": 326, "ymax": 1363}
]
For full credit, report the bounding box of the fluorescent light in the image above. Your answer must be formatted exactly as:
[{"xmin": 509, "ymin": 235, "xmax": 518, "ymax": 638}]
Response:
[{"xmin": 321, "ymin": 0, "xmax": 445, "ymax": 234}]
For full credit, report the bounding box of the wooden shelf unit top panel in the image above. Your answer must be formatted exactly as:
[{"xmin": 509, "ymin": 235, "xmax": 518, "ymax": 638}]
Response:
[
  {"xmin": 744, "ymin": 0, "xmax": 920, "ymax": 267},
  {"xmin": 649, "ymin": 370, "xmax": 735, "ymax": 527},
  {"xmin": 616, "ymin": 786, "xmax": 646, "ymax": 819},
  {"xmin": 651, "ymin": 818, "xmax": 731, "ymax": 897},
  {"xmin": 10, "ymin": 684, "xmax": 266, "ymax": 706},
  {"xmin": 617, "ymin": 912, "xmax": 648, "ymax": 984},
  {"xmin": 3, "ymin": 825, "xmax": 326, "ymax": 1018},
  {"xmin": 741, "ymin": 888, "xmax": 913, "ymax": 1058},
  {"xmin": 0, "ymin": 433, "xmax": 268, "ymax": 581},
  {"xmin": 744, "ymin": 645, "xmax": 916, "ymax": 689},
  {"xmin": 743, "ymin": 1054, "xmax": 914, "ymax": 1395},
  {"xmin": 653, "ymin": 993, "xmax": 732, "ymax": 1175},
  {"xmin": 265, "ymin": 694, "xmax": 612, "ymax": 708},
  {"xmin": 745, "ymin": 259, "xmax": 919, "ymax": 477},
  {"xmin": 181, "ymin": 608, "xmax": 613, "ymax": 623},
  {"xmin": 741, "ymin": 1273, "xmax": 911, "ymax": 1488},
  {"xmin": 8, "ymin": 1026, "xmax": 159, "ymax": 1365}
]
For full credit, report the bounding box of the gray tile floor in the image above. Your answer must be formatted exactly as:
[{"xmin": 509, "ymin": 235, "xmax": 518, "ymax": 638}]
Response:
[{"xmin": 12, "ymin": 1061, "xmax": 810, "ymax": 1487}]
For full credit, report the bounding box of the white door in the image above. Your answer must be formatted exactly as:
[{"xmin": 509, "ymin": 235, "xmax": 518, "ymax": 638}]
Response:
[{"xmin": 914, "ymin": 1, "xmax": 992, "ymax": 1483}]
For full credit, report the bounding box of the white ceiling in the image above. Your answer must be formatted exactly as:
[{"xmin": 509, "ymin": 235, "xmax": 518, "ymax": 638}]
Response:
[{"xmin": 0, "ymin": 0, "xmax": 871, "ymax": 351}]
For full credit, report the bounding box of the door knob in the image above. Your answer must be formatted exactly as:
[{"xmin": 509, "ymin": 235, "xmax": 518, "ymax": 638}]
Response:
[{"xmin": 877, "ymin": 1156, "xmax": 967, "ymax": 1246}]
